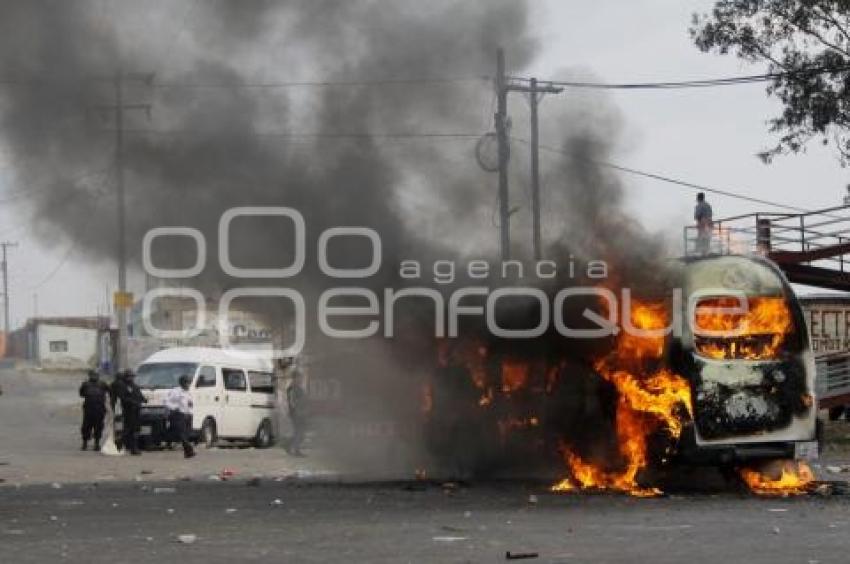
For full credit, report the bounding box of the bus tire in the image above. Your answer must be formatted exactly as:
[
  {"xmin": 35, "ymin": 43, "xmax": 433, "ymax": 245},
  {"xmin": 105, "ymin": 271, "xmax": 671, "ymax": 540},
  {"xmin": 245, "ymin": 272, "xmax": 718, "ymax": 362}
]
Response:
[{"xmin": 254, "ymin": 419, "xmax": 273, "ymax": 449}]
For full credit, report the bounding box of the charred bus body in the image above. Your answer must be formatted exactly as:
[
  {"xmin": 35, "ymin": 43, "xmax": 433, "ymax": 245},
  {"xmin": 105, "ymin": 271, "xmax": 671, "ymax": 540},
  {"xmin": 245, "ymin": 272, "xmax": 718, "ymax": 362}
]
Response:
[
  {"xmin": 672, "ymin": 255, "xmax": 818, "ymax": 464},
  {"xmin": 424, "ymin": 254, "xmax": 818, "ymax": 479}
]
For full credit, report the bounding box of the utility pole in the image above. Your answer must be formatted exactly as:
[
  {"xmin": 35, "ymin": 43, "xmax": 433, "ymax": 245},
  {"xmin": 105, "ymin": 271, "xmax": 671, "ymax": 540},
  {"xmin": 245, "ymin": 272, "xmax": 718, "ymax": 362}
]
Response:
[
  {"xmin": 525, "ymin": 77, "xmax": 563, "ymax": 260},
  {"xmin": 92, "ymin": 71, "xmax": 153, "ymax": 372},
  {"xmin": 1, "ymin": 241, "xmax": 18, "ymax": 335},
  {"xmin": 495, "ymin": 48, "xmax": 511, "ymax": 261},
  {"xmin": 494, "ymin": 50, "xmax": 563, "ymax": 261}
]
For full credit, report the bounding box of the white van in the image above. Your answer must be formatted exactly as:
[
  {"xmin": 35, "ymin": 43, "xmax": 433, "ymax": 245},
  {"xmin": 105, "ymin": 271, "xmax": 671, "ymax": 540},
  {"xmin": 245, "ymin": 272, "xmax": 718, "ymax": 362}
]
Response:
[{"xmin": 134, "ymin": 347, "xmax": 277, "ymax": 449}]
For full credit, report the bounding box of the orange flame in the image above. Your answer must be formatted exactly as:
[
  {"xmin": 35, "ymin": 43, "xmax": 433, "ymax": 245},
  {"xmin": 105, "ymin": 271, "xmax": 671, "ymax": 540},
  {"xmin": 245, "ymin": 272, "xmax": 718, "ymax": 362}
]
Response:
[
  {"xmin": 501, "ymin": 360, "xmax": 530, "ymax": 394},
  {"xmin": 694, "ymin": 296, "xmax": 792, "ymax": 360},
  {"xmin": 553, "ymin": 299, "xmax": 692, "ymax": 497},
  {"xmin": 739, "ymin": 460, "xmax": 814, "ymax": 496}
]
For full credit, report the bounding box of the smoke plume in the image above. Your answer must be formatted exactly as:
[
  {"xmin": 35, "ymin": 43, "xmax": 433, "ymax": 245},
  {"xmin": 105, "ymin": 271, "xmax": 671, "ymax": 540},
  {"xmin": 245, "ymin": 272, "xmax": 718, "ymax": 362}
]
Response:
[{"xmin": 0, "ymin": 0, "xmax": 678, "ymax": 477}]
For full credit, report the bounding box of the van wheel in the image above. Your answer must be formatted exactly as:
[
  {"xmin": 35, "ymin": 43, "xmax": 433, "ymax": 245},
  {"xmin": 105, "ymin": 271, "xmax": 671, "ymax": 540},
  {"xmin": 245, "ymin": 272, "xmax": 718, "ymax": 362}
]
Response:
[
  {"xmin": 254, "ymin": 419, "xmax": 273, "ymax": 449},
  {"xmin": 201, "ymin": 418, "xmax": 218, "ymax": 449}
]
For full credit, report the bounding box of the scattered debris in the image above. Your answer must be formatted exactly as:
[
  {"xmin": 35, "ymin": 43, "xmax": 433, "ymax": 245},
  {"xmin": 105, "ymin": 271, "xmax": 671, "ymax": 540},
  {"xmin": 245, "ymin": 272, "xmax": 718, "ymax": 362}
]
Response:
[
  {"xmin": 153, "ymin": 487, "xmax": 176, "ymax": 495},
  {"xmin": 270, "ymin": 499, "xmax": 283, "ymax": 507},
  {"xmin": 225, "ymin": 508, "xmax": 237, "ymax": 514},
  {"xmin": 527, "ymin": 495, "xmax": 539, "ymax": 505},
  {"xmin": 177, "ymin": 534, "xmax": 197, "ymax": 544},
  {"xmin": 432, "ymin": 536, "xmax": 468, "ymax": 543},
  {"xmin": 767, "ymin": 508, "xmax": 788, "ymax": 513},
  {"xmin": 208, "ymin": 475, "xmax": 222, "ymax": 481},
  {"xmin": 463, "ymin": 511, "xmax": 472, "ymax": 519},
  {"xmin": 808, "ymin": 481, "xmax": 850, "ymax": 497},
  {"xmin": 49, "ymin": 515, "xmax": 58, "ymax": 522},
  {"xmin": 167, "ymin": 508, "xmax": 175, "ymax": 514},
  {"xmin": 772, "ymin": 527, "xmax": 781, "ymax": 535},
  {"xmin": 50, "ymin": 482, "xmax": 62, "ymax": 489},
  {"xmin": 506, "ymin": 552, "xmax": 539, "ymax": 561},
  {"xmin": 402, "ymin": 482, "xmax": 427, "ymax": 492}
]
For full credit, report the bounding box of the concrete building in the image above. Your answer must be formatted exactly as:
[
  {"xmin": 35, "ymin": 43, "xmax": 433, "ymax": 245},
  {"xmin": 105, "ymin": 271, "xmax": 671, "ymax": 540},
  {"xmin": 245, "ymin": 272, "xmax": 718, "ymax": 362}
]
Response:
[{"xmin": 8, "ymin": 317, "xmax": 110, "ymax": 370}]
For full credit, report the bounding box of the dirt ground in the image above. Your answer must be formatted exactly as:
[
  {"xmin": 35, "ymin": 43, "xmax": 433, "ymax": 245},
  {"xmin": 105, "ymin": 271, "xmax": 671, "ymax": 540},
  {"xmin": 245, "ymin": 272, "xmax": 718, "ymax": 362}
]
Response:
[{"xmin": 0, "ymin": 364, "xmax": 336, "ymax": 486}]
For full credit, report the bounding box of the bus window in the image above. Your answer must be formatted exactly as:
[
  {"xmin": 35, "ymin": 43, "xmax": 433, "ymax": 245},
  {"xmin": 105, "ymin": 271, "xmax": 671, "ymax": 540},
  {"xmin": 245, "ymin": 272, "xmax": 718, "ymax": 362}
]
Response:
[{"xmin": 248, "ymin": 371, "xmax": 274, "ymax": 394}]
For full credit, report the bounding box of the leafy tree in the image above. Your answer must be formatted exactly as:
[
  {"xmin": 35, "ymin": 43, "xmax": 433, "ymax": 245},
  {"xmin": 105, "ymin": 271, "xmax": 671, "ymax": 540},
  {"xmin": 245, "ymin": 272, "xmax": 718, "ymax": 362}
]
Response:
[{"xmin": 692, "ymin": 1, "xmax": 850, "ymax": 164}]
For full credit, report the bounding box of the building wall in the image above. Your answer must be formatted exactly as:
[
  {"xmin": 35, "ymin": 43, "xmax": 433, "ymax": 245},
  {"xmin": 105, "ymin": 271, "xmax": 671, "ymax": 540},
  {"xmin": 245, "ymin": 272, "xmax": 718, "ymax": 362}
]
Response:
[
  {"xmin": 36, "ymin": 324, "xmax": 98, "ymax": 368},
  {"xmin": 799, "ymin": 297, "xmax": 850, "ymax": 357}
]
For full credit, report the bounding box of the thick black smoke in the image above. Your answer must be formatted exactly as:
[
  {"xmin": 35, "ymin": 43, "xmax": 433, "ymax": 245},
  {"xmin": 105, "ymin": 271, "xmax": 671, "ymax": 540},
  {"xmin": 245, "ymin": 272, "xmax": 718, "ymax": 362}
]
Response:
[{"xmin": 0, "ymin": 1, "xmax": 677, "ymax": 477}]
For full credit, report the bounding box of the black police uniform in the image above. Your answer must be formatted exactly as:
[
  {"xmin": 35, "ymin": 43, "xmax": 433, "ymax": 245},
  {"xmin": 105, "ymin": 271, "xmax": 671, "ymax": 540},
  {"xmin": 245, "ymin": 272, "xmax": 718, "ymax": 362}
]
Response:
[
  {"xmin": 116, "ymin": 376, "xmax": 146, "ymax": 455},
  {"xmin": 79, "ymin": 378, "xmax": 110, "ymax": 450}
]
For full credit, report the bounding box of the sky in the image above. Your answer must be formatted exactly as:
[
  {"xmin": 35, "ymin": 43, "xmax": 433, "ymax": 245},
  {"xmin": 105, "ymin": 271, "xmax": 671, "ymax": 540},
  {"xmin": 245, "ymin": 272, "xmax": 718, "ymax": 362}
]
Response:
[{"xmin": 0, "ymin": 0, "xmax": 847, "ymax": 328}]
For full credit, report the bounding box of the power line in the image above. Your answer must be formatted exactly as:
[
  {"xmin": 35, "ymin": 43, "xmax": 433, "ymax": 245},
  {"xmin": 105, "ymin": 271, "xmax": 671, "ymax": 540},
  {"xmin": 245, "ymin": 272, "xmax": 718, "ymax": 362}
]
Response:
[
  {"xmin": 510, "ymin": 65, "xmax": 850, "ymax": 91},
  {"xmin": 28, "ymin": 239, "xmax": 77, "ymax": 291},
  {"xmin": 151, "ymin": 77, "xmax": 489, "ymax": 89},
  {"xmin": 0, "ymin": 167, "xmax": 111, "ymax": 205},
  {"xmin": 0, "ymin": 76, "xmax": 489, "ymax": 88},
  {"xmin": 518, "ymin": 138, "xmax": 811, "ymax": 213},
  {"xmin": 122, "ymin": 129, "xmax": 484, "ymax": 140}
]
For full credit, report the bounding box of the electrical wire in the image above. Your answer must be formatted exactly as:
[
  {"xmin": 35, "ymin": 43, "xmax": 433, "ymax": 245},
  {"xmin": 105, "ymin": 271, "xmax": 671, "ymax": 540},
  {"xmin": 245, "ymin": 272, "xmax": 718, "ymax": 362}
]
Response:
[
  {"xmin": 0, "ymin": 167, "xmax": 111, "ymax": 205},
  {"xmin": 513, "ymin": 138, "xmax": 812, "ymax": 213},
  {"xmin": 122, "ymin": 129, "xmax": 485, "ymax": 140},
  {"xmin": 510, "ymin": 65, "xmax": 850, "ymax": 90}
]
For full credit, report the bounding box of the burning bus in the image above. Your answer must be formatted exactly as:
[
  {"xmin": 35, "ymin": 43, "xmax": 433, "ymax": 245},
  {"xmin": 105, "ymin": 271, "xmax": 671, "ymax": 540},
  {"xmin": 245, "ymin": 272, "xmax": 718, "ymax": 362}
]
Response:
[
  {"xmin": 674, "ymin": 255, "xmax": 818, "ymax": 464},
  {"xmin": 424, "ymin": 254, "xmax": 818, "ymax": 494}
]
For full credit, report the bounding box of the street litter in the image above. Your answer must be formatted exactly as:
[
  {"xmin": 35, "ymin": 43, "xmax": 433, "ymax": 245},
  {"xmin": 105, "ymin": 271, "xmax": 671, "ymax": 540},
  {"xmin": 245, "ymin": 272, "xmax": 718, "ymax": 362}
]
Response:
[
  {"xmin": 167, "ymin": 509, "xmax": 175, "ymax": 514},
  {"xmin": 432, "ymin": 536, "xmax": 468, "ymax": 542},
  {"xmin": 153, "ymin": 487, "xmax": 176, "ymax": 494},
  {"xmin": 225, "ymin": 508, "xmax": 237, "ymax": 514},
  {"xmin": 527, "ymin": 495, "xmax": 539, "ymax": 505},
  {"xmin": 270, "ymin": 499, "xmax": 283, "ymax": 506},
  {"xmin": 506, "ymin": 551, "xmax": 539, "ymax": 560},
  {"xmin": 50, "ymin": 482, "xmax": 62, "ymax": 489},
  {"xmin": 177, "ymin": 534, "xmax": 197, "ymax": 544}
]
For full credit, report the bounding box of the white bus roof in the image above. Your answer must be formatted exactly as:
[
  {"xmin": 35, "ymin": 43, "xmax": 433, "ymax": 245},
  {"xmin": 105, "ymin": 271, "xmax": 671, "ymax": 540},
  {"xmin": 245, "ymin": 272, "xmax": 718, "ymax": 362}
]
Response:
[{"xmin": 140, "ymin": 347, "xmax": 273, "ymax": 371}]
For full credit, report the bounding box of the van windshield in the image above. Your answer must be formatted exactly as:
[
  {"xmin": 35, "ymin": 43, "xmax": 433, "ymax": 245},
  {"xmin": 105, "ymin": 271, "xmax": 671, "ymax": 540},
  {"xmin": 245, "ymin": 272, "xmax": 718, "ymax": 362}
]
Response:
[{"xmin": 136, "ymin": 363, "xmax": 198, "ymax": 390}]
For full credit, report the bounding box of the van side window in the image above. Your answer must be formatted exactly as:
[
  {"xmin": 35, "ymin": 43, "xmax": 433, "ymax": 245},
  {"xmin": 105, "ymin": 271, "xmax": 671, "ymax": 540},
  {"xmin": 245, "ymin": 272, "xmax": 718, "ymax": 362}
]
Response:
[
  {"xmin": 248, "ymin": 371, "xmax": 274, "ymax": 394},
  {"xmin": 223, "ymin": 369, "xmax": 247, "ymax": 391},
  {"xmin": 196, "ymin": 366, "xmax": 217, "ymax": 388}
]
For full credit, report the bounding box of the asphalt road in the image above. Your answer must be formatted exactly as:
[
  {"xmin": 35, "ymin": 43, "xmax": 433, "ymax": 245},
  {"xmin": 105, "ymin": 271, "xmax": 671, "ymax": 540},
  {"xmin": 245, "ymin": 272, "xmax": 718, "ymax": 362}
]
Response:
[
  {"xmin": 0, "ymin": 366, "xmax": 330, "ymax": 485},
  {"xmin": 2, "ymin": 479, "xmax": 850, "ymax": 564},
  {"xmin": 4, "ymin": 364, "xmax": 850, "ymax": 563}
]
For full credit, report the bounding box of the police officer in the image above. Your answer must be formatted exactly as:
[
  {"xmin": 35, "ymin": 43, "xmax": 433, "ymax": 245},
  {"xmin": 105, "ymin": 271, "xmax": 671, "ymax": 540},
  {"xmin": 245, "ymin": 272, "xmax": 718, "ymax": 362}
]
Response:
[
  {"xmin": 165, "ymin": 375, "xmax": 196, "ymax": 459},
  {"xmin": 79, "ymin": 369, "xmax": 109, "ymax": 451},
  {"xmin": 115, "ymin": 370, "xmax": 146, "ymax": 455}
]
